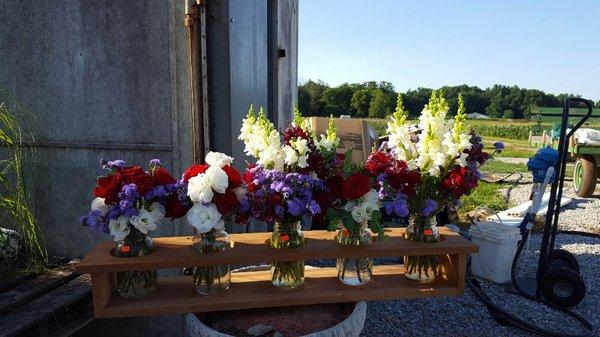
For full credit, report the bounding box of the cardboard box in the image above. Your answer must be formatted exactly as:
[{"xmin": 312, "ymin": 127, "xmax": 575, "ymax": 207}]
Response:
[{"xmin": 309, "ymin": 117, "xmax": 378, "ymax": 163}]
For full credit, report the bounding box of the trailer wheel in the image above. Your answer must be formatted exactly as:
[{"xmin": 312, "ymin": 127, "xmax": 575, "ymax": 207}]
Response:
[
  {"xmin": 550, "ymin": 249, "xmax": 580, "ymax": 272},
  {"xmin": 573, "ymin": 156, "xmax": 597, "ymax": 197},
  {"xmin": 541, "ymin": 267, "xmax": 585, "ymax": 308}
]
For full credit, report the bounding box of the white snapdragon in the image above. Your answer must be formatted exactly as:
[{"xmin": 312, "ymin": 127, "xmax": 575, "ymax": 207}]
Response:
[
  {"xmin": 186, "ymin": 203, "xmax": 224, "ymax": 233},
  {"xmin": 205, "ymin": 151, "xmax": 233, "ymax": 168},
  {"xmin": 316, "ymin": 134, "xmax": 336, "ymax": 152},
  {"xmin": 109, "ymin": 216, "xmax": 130, "ymax": 242},
  {"xmin": 130, "ymin": 202, "xmax": 165, "ymax": 234}
]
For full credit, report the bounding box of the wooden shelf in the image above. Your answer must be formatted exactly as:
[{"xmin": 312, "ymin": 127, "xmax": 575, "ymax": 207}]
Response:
[
  {"xmin": 79, "ymin": 228, "xmax": 477, "ymax": 318},
  {"xmin": 96, "ymin": 265, "xmax": 458, "ymax": 318},
  {"xmin": 78, "ymin": 228, "xmax": 477, "ymax": 273}
]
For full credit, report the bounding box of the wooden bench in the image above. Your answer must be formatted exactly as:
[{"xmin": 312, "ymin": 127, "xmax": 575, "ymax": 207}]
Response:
[
  {"xmin": 77, "ymin": 227, "xmax": 477, "ymax": 318},
  {"xmin": 0, "ymin": 263, "xmax": 93, "ymax": 337}
]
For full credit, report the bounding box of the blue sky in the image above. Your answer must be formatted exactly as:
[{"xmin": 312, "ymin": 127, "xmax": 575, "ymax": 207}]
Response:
[{"xmin": 299, "ymin": 0, "xmax": 600, "ymax": 100}]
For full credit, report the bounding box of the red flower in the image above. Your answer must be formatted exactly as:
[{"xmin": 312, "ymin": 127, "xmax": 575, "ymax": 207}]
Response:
[
  {"xmin": 213, "ymin": 189, "xmax": 240, "ymax": 215},
  {"xmin": 222, "ymin": 165, "xmax": 242, "ymax": 188},
  {"xmin": 385, "ymin": 162, "xmax": 421, "ymax": 196},
  {"xmin": 121, "ymin": 166, "xmax": 154, "ymax": 195},
  {"xmin": 342, "ymin": 173, "xmax": 371, "ymax": 200},
  {"xmin": 242, "ymin": 165, "xmax": 258, "ymax": 192},
  {"xmin": 283, "ymin": 125, "xmax": 309, "ymax": 144},
  {"xmin": 365, "ymin": 150, "xmax": 392, "ymax": 175},
  {"xmin": 442, "ymin": 166, "xmax": 479, "ymax": 198},
  {"xmin": 183, "ymin": 164, "xmax": 209, "ymax": 181},
  {"xmin": 93, "ymin": 172, "xmax": 123, "ymax": 204},
  {"xmin": 326, "ymin": 175, "xmax": 344, "ymax": 201},
  {"xmin": 165, "ymin": 195, "xmax": 189, "ymax": 219},
  {"xmin": 152, "ymin": 167, "xmax": 176, "ymax": 185},
  {"xmin": 271, "ymin": 193, "xmax": 283, "ymax": 206}
]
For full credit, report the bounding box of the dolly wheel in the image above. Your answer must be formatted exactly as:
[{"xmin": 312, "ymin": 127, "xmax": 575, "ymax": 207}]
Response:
[
  {"xmin": 541, "ymin": 267, "xmax": 586, "ymax": 308},
  {"xmin": 573, "ymin": 156, "xmax": 597, "ymax": 198},
  {"xmin": 550, "ymin": 249, "xmax": 580, "ymax": 272}
]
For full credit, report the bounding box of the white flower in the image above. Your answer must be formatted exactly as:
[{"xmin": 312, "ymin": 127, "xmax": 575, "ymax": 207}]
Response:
[
  {"xmin": 130, "ymin": 202, "xmax": 164, "ymax": 234},
  {"xmin": 186, "ymin": 203, "xmax": 224, "ymax": 233},
  {"xmin": 316, "ymin": 135, "xmax": 336, "ymax": 152},
  {"xmin": 109, "ymin": 216, "xmax": 130, "ymax": 242},
  {"xmin": 351, "ymin": 206, "xmax": 370, "ymax": 223},
  {"xmin": 187, "ymin": 173, "xmax": 214, "ymax": 203},
  {"xmin": 297, "ymin": 154, "xmax": 309, "ymax": 168},
  {"xmin": 282, "ymin": 145, "xmax": 298, "ymax": 166},
  {"xmin": 205, "ymin": 165, "xmax": 228, "ymax": 194},
  {"xmin": 205, "ymin": 151, "xmax": 234, "ymax": 168},
  {"xmin": 290, "ymin": 138, "xmax": 310, "ymax": 156},
  {"xmin": 91, "ymin": 197, "xmax": 109, "ymax": 216}
]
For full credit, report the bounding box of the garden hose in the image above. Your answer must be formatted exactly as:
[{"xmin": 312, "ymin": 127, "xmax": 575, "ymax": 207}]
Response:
[{"xmin": 467, "ymin": 226, "xmax": 595, "ymax": 337}]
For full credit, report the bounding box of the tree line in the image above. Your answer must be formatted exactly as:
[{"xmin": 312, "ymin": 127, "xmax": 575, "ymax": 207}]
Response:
[{"xmin": 298, "ymin": 80, "xmax": 600, "ymax": 119}]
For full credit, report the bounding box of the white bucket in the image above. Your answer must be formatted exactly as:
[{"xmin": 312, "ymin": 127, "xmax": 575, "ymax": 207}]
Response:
[{"xmin": 469, "ymin": 221, "xmax": 521, "ymax": 284}]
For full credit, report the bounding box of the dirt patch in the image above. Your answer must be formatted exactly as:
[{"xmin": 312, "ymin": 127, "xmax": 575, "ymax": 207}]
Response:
[{"xmin": 198, "ymin": 302, "xmax": 355, "ymax": 337}]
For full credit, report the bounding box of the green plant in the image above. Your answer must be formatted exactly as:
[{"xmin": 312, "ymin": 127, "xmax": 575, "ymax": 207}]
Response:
[{"xmin": 0, "ymin": 94, "xmax": 47, "ymax": 272}]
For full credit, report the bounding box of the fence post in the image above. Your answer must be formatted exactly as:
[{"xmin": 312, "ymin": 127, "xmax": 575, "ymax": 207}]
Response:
[
  {"xmin": 541, "ymin": 130, "xmax": 547, "ymax": 146},
  {"xmin": 528, "ymin": 130, "xmax": 533, "ymax": 147}
]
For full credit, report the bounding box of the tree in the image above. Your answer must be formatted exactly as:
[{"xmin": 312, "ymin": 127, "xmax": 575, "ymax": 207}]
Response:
[
  {"xmin": 320, "ymin": 83, "xmax": 356, "ymax": 117},
  {"xmin": 368, "ymin": 89, "xmax": 395, "ymax": 118},
  {"xmin": 350, "ymin": 89, "xmax": 373, "ymax": 118},
  {"xmin": 298, "ymin": 80, "xmax": 329, "ymax": 116},
  {"xmin": 502, "ymin": 109, "xmax": 514, "ymax": 119}
]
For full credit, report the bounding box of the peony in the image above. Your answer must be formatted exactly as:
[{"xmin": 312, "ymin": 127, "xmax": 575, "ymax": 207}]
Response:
[
  {"xmin": 205, "ymin": 151, "xmax": 234, "ymax": 168},
  {"xmin": 93, "ymin": 172, "xmax": 123, "ymax": 204},
  {"xmin": 121, "ymin": 166, "xmax": 154, "ymax": 195},
  {"xmin": 213, "ymin": 189, "xmax": 240, "ymax": 215},
  {"xmin": 186, "ymin": 203, "xmax": 224, "ymax": 233},
  {"xmin": 152, "ymin": 167, "xmax": 176, "ymax": 185},
  {"xmin": 187, "ymin": 173, "xmax": 214, "ymax": 203},
  {"xmin": 109, "ymin": 215, "xmax": 130, "ymax": 242},
  {"xmin": 90, "ymin": 197, "xmax": 110, "ymax": 216},
  {"xmin": 183, "ymin": 164, "xmax": 209, "ymax": 182},
  {"xmin": 223, "ymin": 165, "xmax": 242, "ymax": 188},
  {"xmin": 205, "ymin": 165, "xmax": 228, "ymax": 193},
  {"xmin": 342, "ymin": 173, "xmax": 371, "ymax": 200},
  {"xmin": 130, "ymin": 202, "xmax": 165, "ymax": 234},
  {"xmin": 165, "ymin": 194, "xmax": 189, "ymax": 219}
]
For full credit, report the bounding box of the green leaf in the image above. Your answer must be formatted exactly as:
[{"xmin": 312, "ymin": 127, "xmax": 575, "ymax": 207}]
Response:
[
  {"xmin": 369, "ymin": 210, "xmax": 385, "ymax": 238},
  {"xmin": 326, "ymin": 208, "xmax": 340, "ymax": 232},
  {"xmin": 341, "ymin": 211, "xmax": 357, "ymax": 233}
]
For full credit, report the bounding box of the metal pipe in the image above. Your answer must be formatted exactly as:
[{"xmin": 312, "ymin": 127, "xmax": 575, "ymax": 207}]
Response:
[{"xmin": 184, "ymin": 0, "xmax": 208, "ymax": 163}]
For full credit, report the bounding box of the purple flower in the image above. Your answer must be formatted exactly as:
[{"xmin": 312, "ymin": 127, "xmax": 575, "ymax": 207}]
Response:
[
  {"xmin": 149, "ymin": 158, "xmax": 162, "ymax": 167},
  {"xmin": 307, "ymin": 200, "xmax": 321, "ymax": 215},
  {"xmin": 286, "ymin": 198, "xmax": 305, "ymax": 216},
  {"xmin": 80, "ymin": 209, "xmax": 109, "ymax": 233},
  {"xmin": 144, "ymin": 185, "xmax": 167, "ymax": 200},
  {"xmin": 493, "ymin": 141, "xmax": 505, "ymax": 152},
  {"xmin": 422, "ymin": 199, "xmax": 437, "ymax": 217}
]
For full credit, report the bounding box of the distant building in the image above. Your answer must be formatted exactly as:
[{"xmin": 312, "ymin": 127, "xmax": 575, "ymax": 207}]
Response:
[{"xmin": 466, "ymin": 112, "xmax": 490, "ymax": 119}]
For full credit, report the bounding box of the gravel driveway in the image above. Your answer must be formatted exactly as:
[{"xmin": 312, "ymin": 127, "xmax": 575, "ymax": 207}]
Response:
[{"xmin": 360, "ymin": 183, "xmax": 600, "ymax": 337}]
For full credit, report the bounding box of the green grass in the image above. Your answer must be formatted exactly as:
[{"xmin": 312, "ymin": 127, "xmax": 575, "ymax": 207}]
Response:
[
  {"xmin": 481, "ymin": 160, "xmax": 528, "ymax": 174},
  {"xmin": 458, "ymin": 182, "xmax": 509, "ymax": 222}
]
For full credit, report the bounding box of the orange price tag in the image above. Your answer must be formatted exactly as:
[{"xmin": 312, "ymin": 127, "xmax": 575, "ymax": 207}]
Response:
[{"xmin": 423, "ymin": 229, "xmax": 433, "ymax": 236}]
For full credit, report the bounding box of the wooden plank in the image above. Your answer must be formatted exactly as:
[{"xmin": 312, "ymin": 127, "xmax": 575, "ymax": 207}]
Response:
[
  {"xmin": 91, "ymin": 273, "xmax": 115, "ymax": 315},
  {"xmin": 0, "ymin": 274, "xmax": 91, "ymax": 337},
  {"xmin": 77, "ymin": 228, "xmax": 478, "ymax": 273},
  {"xmin": 0, "ymin": 270, "xmax": 79, "ymax": 313},
  {"xmin": 96, "ymin": 264, "xmax": 459, "ymax": 318}
]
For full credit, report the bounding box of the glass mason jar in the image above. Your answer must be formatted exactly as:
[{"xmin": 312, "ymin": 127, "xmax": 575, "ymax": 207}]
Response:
[
  {"xmin": 191, "ymin": 228, "xmax": 231, "ymax": 295},
  {"xmin": 335, "ymin": 225, "xmax": 373, "ymax": 286},
  {"xmin": 114, "ymin": 227, "xmax": 158, "ymax": 298},
  {"xmin": 269, "ymin": 221, "xmax": 305, "ymax": 289},
  {"xmin": 403, "ymin": 215, "xmax": 440, "ymax": 282}
]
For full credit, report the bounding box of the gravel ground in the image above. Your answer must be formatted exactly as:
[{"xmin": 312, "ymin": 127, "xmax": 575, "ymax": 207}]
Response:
[{"xmin": 356, "ymin": 182, "xmax": 600, "ymax": 337}]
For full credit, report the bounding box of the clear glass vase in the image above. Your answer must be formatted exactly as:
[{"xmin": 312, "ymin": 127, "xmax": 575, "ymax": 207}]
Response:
[
  {"xmin": 404, "ymin": 215, "xmax": 440, "ymax": 282},
  {"xmin": 336, "ymin": 226, "xmax": 373, "ymax": 286},
  {"xmin": 191, "ymin": 228, "xmax": 231, "ymax": 295},
  {"xmin": 269, "ymin": 221, "xmax": 305, "ymax": 289},
  {"xmin": 114, "ymin": 227, "xmax": 158, "ymax": 298}
]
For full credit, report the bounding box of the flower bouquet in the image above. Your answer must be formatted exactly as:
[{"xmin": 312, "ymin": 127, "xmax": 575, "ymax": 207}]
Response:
[
  {"xmin": 81, "ymin": 159, "xmax": 187, "ymax": 298},
  {"xmin": 239, "ymin": 106, "xmax": 326, "ymax": 289},
  {"xmin": 326, "ymin": 159, "xmax": 384, "ymax": 285},
  {"xmin": 383, "ymin": 92, "xmax": 499, "ymax": 282},
  {"xmin": 182, "ymin": 151, "xmax": 247, "ymax": 295}
]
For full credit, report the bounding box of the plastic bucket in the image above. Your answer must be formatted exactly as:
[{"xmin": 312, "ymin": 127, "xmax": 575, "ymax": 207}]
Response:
[{"xmin": 469, "ymin": 221, "xmax": 522, "ymax": 284}]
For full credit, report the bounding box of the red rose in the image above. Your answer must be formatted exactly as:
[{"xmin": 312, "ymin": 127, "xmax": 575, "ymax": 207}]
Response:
[
  {"xmin": 222, "ymin": 165, "xmax": 242, "ymax": 188},
  {"xmin": 342, "ymin": 173, "xmax": 371, "ymax": 200},
  {"xmin": 365, "ymin": 150, "xmax": 391, "ymax": 175},
  {"xmin": 121, "ymin": 166, "xmax": 154, "ymax": 195},
  {"xmin": 165, "ymin": 195, "xmax": 190, "ymax": 219},
  {"xmin": 242, "ymin": 166, "xmax": 257, "ymax": 192},
  {"xmin": 93, "ymin": 172, "xmax": 123, "ymax": 204},
  {"xmin": 213, "ymin": 189, "xmax": 240, "ymax": 215},
  {"xmin": 326, "ymin": 175, "xmax": 344, "ymax": 201},
  {"xmin": 183, "ymin": 164, "xmax": 209, "ymax": 181},
  {"xmin": 153, "ymin": 167, "xmax": 176, "ymax": 185}
]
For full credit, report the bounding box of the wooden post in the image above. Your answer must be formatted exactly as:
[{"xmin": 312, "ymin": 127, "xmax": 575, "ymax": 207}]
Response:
[
  {"xmin": 542, "ymin": 130, "xmax": 547, "ymax": 146},
  {"xmin": 528, "ymin": 130, "xmax": 533, "ymax": 147}
]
